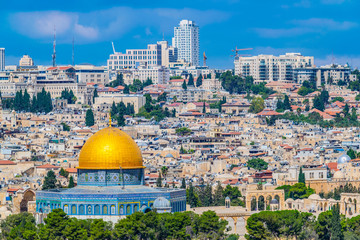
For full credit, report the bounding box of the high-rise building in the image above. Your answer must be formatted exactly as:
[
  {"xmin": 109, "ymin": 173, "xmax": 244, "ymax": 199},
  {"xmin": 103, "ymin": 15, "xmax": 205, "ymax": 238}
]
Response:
[
  {"xmin": 172, "ymin": 20, "xmax": 199, "ymax": 66},
  {"xmin": 0, "ymin": 48, "xmax": 5, "ymax": 71},
  {"xmin": 234, "ymin": 53, "xmax": 314, "ymax": 83}
]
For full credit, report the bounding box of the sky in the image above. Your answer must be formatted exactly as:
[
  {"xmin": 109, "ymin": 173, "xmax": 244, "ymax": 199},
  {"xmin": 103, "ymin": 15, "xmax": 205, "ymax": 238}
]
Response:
[{"xmin": 0, "ymin": 0, "xmax": 359, "ymax": 69}]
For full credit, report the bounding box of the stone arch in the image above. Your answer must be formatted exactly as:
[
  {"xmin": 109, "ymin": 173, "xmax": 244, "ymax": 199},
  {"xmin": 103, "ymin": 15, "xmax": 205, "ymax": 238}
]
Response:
[
  {"xmin": 20, "ymin": 189, "xmax": 35, "ymax": 212},
  {"xmin": 258, "ymin": 196, "xmax": 265, "ymax": 211},
  {"xmin": 266, "ymin": 195, "xmax": 272, "ymax": 210},
  {"xmin": 236, "ymin": 217, "xmax": 246, "ymax": 235},
  {"xmin": 226, "ymin": 217, "xmax": 235, "ymax": 233},
  {"xmin": 250, "ymin": 196, "xmax": 257, "ymax": 211}
]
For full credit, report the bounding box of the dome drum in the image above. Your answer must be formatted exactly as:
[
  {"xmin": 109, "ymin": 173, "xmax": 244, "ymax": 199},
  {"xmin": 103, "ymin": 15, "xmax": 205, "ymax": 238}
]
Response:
[{"xmin": 77, "ymin": 168, "xmax": 144, "ymax": 186}]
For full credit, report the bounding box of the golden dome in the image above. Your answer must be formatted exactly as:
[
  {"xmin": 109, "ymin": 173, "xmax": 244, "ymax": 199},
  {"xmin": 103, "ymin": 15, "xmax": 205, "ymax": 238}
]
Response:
[{"xmin": 78, "ymin": 127, "xmax": 144, "ymax": 170}]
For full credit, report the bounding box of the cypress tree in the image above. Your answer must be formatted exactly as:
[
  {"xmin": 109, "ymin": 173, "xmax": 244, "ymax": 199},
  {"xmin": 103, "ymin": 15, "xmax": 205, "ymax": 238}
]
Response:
[
  {"xmin": 123, "ymin": 84, "xmax": 130, "ymax": 94},
  {"xmin": 196, "ymin": 74, "xmax": 203, "ymax": 87},
  {"xmin": 68, "ymin": 176, "xmax": 75, "ymax": 188},
  {"xmin": 298, "ymin": 167, "xmax": 305, "ymax": 184},
  {"xmin": 156, "ymin": 171, "xmax": 162, "ymax": 187},
  {"xmin": 187, "ymin": 74, "xmax": 194, "ymax": 86},
  {"xmin": 93, "ymin": 89, "xmax": 98, "ymax": 104},
  {"xmin": 23, "ymin": 89, "xmax": 31, "ymax": 111},
  {"xmin": 182, "ymin": 80, "xmax": 187, "ymax": 90},
  {"xmin": 213, "ymin": 182, "xmax": 225, "ymax": 206},
  {"xmin": 181, "ymin": 178, "xmax": 186, "ymax": 189},
  {"xmin": 330, "ymin": 203, "xmax": 344, "ymax": 240},
  {"xmin": 202, "ymin": 102, "xmax": 206, "ymax": 114},
  {"xmin": 85, "ymin": 109, "xmax": 95, "ymax": 126}
]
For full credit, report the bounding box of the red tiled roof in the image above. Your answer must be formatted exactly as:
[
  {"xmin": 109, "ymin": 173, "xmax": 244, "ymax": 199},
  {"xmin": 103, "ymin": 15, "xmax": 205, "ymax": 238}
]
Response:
[
  {"xmin": 257, "ymin": 109, "xmax": 282, "ymax": 116},
  {"xmin": 7, "ymin": 188, "xmax": 20, "ymax": 192},
  {"xmin": 47, "ymin": 66, "xmax": 73, "ymax": 71},
  {"xmin": 0, "ymin": 160, "xmax": 17, "ymax": 165},
  {"xmin": 66, "ymin": 168, "xmax": 77, "ymax": 173}
]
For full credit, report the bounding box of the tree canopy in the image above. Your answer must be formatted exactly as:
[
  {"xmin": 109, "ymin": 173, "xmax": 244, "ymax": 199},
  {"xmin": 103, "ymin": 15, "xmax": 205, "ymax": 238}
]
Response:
[{"xmin": 247, "ymin": 158, "xmax": 268, "ymax": 171}]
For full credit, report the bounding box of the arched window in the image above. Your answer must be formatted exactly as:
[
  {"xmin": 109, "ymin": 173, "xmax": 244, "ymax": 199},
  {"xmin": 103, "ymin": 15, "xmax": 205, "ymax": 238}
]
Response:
[
  {"xmin": 79, "ymin": 205, "xmax": 85, "ymax": 215},
  {"xmin": 95, "ymin": 205, "xmax": 100, "ymax": 215},
  {"xmin": 126, "ymin": 205, "xmax": 131, "ymax": 215},
  {"xmin": 103, "ymin": 205, "xmax": 108, "ymax": 215},
  {"xmin": 119, "ymin": 205, "xmax": 124, "ymax": 215},
  {"xmin": 71, "ymin": 205, "xmax": 77, "ymax": 215},
  {"xmin": 111, "ymin": 205, "xmax": 116, "ymax": 215},
  {"xmin": 134, "ymin": 204, "xmax": 139, "ymax": 212},
  {"xmin": 87, "ymin": 205, "xmax": 92, "ymax": 215},
  {"xmin": 63, "ymin": 205, "xmax": 68, "ymax": 214}
]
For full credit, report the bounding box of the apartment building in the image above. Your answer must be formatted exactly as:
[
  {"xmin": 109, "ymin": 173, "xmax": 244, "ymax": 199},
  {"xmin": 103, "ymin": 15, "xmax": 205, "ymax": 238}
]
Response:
[
  {"xmin": 293, "ymin": 64, "xmax": 356, "ymax": 87},
  {"xmin": 172, "ymin": 20, "xmax": 200, "ymax": 66},
  {"xmin": 234, "ymin": 53, "xmax": 314, "ymax": 83}
]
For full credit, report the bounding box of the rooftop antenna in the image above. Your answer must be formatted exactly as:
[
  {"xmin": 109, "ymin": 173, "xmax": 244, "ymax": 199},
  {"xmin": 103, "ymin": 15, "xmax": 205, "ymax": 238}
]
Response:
[
  {"xmin": 162, "ymin": 32, "xmax": 165, "ymax": 41},
  {"xmin": 72, "ymin": 36, "xmax": 74, "ymax": 66},
  {"xmin": 52, "ymin": 26, "xmax": 56, "ymax": 67}
]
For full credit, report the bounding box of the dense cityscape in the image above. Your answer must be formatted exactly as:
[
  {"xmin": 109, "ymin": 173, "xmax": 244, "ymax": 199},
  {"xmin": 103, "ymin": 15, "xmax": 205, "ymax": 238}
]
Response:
[{"xmin": 1, "ymin": 2, "xmax": 360, "ymax": 239}]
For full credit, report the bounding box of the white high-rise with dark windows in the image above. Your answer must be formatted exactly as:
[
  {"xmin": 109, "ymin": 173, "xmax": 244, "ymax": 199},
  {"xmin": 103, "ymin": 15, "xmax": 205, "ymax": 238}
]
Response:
[
  {"xmin": 172, "ymin": 20, "xmax": 199, "ymax": 66},
  {"xmin": 0, "ymin": 48, "xmax": 5, "ymax": 71}
]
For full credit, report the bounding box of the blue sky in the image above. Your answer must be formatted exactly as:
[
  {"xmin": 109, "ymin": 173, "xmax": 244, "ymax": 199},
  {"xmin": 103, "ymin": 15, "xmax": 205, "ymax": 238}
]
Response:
[{"xmin": 0, "ymin": 0, "xmax": 359, "ymax": 69}]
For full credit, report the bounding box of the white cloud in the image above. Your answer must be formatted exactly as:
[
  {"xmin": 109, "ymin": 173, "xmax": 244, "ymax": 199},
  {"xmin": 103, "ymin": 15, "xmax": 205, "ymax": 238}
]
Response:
[
  {"xmin": 9, "ymin": 7, "xmax": 230, "ymax": 44},
  {"xmin": 254, "ymin": 18, "xmax": 357, "ymax": 38}
]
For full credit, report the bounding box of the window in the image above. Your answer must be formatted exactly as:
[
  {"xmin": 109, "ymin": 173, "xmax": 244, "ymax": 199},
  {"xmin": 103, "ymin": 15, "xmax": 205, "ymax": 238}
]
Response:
[
  {"xmin": 64, "ymin": 205, "xmax": 68, "ymax": 214},
  {"xmin": 111, "ymin": 205, "xmax": 116, "ymax": 215},
  {"xmin": 71, "ymin": 205, "xmax": 77, "ymax": 214},
  {"xmin": 103, "ymin": 205, "xmax": 108, "ymax": 215},
  {"xmin": 126, "ymin": 205, "xmax": 131, "ymax": 215}
]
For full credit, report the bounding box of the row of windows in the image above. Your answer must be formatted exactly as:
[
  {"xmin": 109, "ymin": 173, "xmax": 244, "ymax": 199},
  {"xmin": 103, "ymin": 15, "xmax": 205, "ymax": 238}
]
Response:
[{"xmin": 63, "ymin": 203, "xmax": 145, "ymax": 215}]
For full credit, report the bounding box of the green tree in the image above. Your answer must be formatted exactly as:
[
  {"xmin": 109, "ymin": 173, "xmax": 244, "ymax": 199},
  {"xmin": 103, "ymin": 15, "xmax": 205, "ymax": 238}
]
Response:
[
  {"xmin": 196, "ymin": 74, "xmax": 203, "ymax": 87},
  {"xmin": 298, "ymin": 166, "xmax": 305, "ymax": 183},
  {"xmin": 313, "ymin": 95, "xmax": 325, "ymax": 111},
  {"xmin": 331, "ymin": 204, "xmax": 343, "ymax": 240},
  {"xmin": 61, "ymin": 122, "xmax": 70, "ymax": 131},
  {"xmin": 0, "ymin": 212, "xmax": 38, "ymax": 240},
  {"xmin": 23, "ymin": 89, "xmax": 31, "ymax": 111},
  {"xmin": 283, "ymin": 95, "xmax": 291, "ymax": 110},
  {"xmin": 188, "ymin": 74, "xmax": 194, "ymax": 86},
  {"xmin": 156, "ymin": 171, "xmax": 162, "ymax": 187},
  {"xmin": 187, "ymin": 182, "xmax": 200, "ymax": 208},
  {"xmin": 42, "ymin": 170, "xmax": 57, "ymax": 190},
  {"xmin": 93, "ymin": 88, "xmax": 98, "ymax": 104},
  {"xmin": 39, "ymin": 209, "xmax": 69, "ymax": 239},
  {"xmin": 247, "ymin": 158, "xmax": 268, "ymax": 171},
  {"xmin": 249, "ymin": 97, "xmax": 265, "ymax": 114},
  {"xmin": 182, "ymin": 80, "xmax": 187, "ymax": 90},
  {"xmin": 123, "ymin": 84, "xmax": 130, "ymax": 94},
  {"xmin": 223, "ymin": 185, "xmax": 243, "ymax": 206},
  {"xmin": 68, "ymin": 176, "xmax": 75, "ymax": 188},
  {"xmin": 59, "ymin": 168, "xmax": 69, "ymax": 178},
  {"xmin": 347, "ymin": 149, "xmax": 357, "ymax": 159},
  {"xmin": 315, "ymin": 210, "xmax": 332, "ymax": 240},
  {"xmin": 175, "ymin": 127, "xmax": 191, "ymax": 136},
  {"xmin": 213, "ymin": 182, "xmax": 225, "ymax": 206},
  {"xmin": 109, "ymin": 73, "xmax": 124, "ymax": 87},
  {"xmin": 181, "ymin": 178, "xmax": 186, "ymax": 189},
  {"xmin": 85, "ymin": 109, "xmax": 95, "ymax": 126}
]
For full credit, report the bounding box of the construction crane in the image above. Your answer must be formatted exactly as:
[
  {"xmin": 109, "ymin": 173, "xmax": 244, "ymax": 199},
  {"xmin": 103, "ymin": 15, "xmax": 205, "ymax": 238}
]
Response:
[
  {"xmin": 111, "ymin": 42, "xmax": 117, "ymax": 54},
  {"xmin": 203, "ymin": 52, "xmax": 207, "ymax": 67},
  {"xmin": 231, "ymin": 47, "xmax": 253, "ymax": 58}
]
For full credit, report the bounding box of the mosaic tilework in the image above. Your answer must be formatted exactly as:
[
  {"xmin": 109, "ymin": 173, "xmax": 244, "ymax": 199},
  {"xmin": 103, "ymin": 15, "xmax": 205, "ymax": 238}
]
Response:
[{"xmin": 78, "ymin": 169, "xmax": 144, "ymax": 186}]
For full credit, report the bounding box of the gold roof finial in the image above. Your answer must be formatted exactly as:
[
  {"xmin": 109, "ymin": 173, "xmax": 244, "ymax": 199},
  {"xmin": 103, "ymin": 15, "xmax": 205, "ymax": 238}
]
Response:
[{"xmin": 109, "ymin": 112, "xmax": 112, "ymax": 127}]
